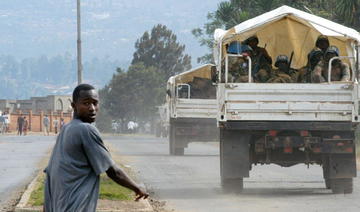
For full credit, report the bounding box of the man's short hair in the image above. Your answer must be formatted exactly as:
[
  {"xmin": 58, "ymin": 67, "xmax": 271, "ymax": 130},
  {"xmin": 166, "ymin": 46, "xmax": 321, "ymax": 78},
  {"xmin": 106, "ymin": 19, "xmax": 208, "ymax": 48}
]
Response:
[{"xmin": 73, "ymin": 84, "xmax": 95, "ymax": 103}]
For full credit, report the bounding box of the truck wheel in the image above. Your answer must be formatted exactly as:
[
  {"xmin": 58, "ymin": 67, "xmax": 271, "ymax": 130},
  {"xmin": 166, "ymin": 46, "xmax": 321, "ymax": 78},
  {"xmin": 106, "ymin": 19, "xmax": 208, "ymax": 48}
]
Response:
[
  {"xmin": 220, "ymin": 129, "xmax": 250, "ymax": 193},
  {"xmin": 322, "ymin": 157, "xmax": 331, "ymax": 189},
  {"xmin": 331, "ymin": 178, "xmax": 353, "ymax": 194},
  {"xmin": 174, "ymin": 148, "xmax": 184, "ymax": 156},
  {"xmin": 325, "ymin": 179, "xmax": 331, "ymax": 189},
  {"xmin": 169, "ymin": 125, "xmax": 175, "ymax": 155},
  {"xmin": 155, "ymin": 125, "xmax": 161, "ymax": 137},
  {"xmin": 221, "ymin": 178, "xmax": 243, "ymax": 193},
  {"xmin": 169, "ymin": 124, "xmax": 185, "ymax": 155}
]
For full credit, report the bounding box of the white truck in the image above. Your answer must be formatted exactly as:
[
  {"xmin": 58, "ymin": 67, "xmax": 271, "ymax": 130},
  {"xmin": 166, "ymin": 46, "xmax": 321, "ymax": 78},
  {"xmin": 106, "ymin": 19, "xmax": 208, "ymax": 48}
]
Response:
[
  {"xmin": 166, "ymin": 64, "xmax": 219, "ymax": 155},
  {"xmin": 214, "ymin": 5, "xmax": 359, "ymax": 194}
]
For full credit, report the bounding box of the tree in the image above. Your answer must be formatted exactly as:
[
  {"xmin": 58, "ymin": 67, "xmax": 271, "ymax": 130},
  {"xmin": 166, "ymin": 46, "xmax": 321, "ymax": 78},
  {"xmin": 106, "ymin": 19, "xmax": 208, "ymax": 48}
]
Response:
[
  {"xmin": 335, "ymin": 0, "xmax": 360, "ymax": 28},
  {"xmin": 132, "ymin": 24, "xmax": 192, "ymax": 81},
  {"xmin": 192, "ymin": 0, "xmax": 277, "ymax": 63},
  {"xmin": 99, "ymin": 63, "xmax": 164, "ymax": 130},
  {"xmin": 98, "ymin": 24, "xmax": 193, "ymax": 132},
  {"xmin": 192, "ymin": 0, "xmax": 340, "ymax": 63}
]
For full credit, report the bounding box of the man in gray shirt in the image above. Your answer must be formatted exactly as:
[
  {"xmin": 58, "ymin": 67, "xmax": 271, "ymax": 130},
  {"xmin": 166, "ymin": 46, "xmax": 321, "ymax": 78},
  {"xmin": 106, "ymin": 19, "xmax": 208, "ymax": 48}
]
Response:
[
  {"xmin": 43, "ymin": 115, "xmax": 50, "ymax": 136},
  {"xmin": 44, "ymin": 84, "xmax": 148, "ymax": 212}
]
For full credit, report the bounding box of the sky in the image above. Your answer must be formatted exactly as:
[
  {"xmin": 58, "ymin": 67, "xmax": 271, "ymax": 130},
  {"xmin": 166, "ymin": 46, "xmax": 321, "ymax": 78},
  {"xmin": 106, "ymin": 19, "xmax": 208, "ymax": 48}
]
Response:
[{"xmin": 0, "ymin": 0, "xmax": 224, "ymax": 66}]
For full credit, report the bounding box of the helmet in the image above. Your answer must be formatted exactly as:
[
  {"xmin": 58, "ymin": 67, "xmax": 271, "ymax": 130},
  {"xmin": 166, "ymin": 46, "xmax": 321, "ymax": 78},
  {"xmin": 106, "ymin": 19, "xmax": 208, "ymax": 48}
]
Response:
[
  {"xmin": 309, "ymin": 49, "xmax": 323, "ymax": 68},
  {"xmin": 325, "ymin": 46, "xmax": 339, "ymax": 56},
  {"xmin": 315, "ymin": 35, "xmax": 329, "ymax": 48},
  {"xmin": 309, "ymin": 49, "xmax": 323, "ymax": 60},
  {"xmin": 243, "ymin": 35, "xmax": 259, "ymax": 45},
  {"xmin": 227, "ymin": 41, "xmax": 253, "ymax": 54},
  {"xmin": 275, "ymin": 55, "xmax": 289, "ymax": 67}
]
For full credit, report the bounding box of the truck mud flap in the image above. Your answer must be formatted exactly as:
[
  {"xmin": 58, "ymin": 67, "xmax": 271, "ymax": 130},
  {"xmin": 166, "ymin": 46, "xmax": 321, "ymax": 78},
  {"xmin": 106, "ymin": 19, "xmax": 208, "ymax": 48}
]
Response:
[
  {"xmin": 328, "ymin": 154, "xmax": 357, "ymax": 178},
  {"xmin": 220, "ymin": 130, "xmax": 250, "ymax": 178}
]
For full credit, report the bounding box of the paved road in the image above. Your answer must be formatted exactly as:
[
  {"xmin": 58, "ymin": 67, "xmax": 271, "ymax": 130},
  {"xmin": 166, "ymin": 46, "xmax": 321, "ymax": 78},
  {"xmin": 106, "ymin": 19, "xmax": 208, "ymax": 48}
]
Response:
[
  {"xmin": 106, "ymin": 135, "xmax": 360, "ymax": 212},
  {"xmin": 0, "ymin": 135, "xmax": 55, "ymax": 211}
]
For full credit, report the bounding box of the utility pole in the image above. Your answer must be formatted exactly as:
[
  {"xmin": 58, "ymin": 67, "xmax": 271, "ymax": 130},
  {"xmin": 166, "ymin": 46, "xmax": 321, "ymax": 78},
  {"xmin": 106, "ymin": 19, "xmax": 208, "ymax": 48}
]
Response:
[{"xmin": 76, "ymin": 0, "xmax": 83, "ymax": 85}]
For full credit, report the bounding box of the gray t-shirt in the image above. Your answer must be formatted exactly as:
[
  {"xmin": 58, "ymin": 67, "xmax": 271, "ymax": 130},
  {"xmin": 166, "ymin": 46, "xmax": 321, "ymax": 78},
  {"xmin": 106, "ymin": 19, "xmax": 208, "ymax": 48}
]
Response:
[
  {"xmin": 44, "ymin": 119, "xmax": 115, "ymax": 212},
  {"xmin": 43, "ymin": 116, "xmax": 50, "ymax": 127}
]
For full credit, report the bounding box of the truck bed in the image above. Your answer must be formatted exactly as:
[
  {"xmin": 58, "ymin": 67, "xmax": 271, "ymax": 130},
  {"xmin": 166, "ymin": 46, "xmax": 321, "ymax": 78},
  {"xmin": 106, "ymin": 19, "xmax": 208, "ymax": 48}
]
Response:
[
  {"xmin": 218, "ymin": 83, "xmax": 358, "ymax": 122},
  {"xmin": 173, "ymin": 98, "xmax": 217, "ymax": 119}
]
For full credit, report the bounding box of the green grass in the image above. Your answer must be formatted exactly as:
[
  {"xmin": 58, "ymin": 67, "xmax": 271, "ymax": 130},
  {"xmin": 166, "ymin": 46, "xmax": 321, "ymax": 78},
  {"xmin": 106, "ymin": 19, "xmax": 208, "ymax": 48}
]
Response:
[
  {"xmin": 28, "ymin": 174, "xmax": 133, "ymax": 206},
  {"xmin": 28, "ymin": 174, "xmax": 45, "ymax": 206},
  {"xmin": 99, "ymin": 175, "xmax": 133, "ymax": 201}
]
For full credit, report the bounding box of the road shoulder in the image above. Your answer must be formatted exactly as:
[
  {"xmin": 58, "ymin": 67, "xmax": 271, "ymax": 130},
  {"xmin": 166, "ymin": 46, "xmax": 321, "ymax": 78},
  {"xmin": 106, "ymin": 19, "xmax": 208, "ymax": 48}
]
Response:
[{"xmin": 14, "ymin": 142, "xmax": 154, "ymax": 212}]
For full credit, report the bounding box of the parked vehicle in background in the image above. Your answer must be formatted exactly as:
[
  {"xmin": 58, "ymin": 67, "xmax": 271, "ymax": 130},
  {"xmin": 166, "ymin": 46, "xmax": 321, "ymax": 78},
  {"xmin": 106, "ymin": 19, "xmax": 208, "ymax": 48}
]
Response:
[{"xmin": 166, "ymin": 64, "xmax": 219, "ymax": 155}]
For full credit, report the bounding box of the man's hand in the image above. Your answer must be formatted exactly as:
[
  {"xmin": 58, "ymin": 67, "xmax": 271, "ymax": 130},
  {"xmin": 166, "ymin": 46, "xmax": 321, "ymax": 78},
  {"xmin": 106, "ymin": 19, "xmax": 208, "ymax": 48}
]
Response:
[
  {"xmin": 106, "ymin": 165, "xmax": 149, "ymax": 201},
  {"xmin": 134, "ymin": 187, "xmax": 149, "ymax": 201}
]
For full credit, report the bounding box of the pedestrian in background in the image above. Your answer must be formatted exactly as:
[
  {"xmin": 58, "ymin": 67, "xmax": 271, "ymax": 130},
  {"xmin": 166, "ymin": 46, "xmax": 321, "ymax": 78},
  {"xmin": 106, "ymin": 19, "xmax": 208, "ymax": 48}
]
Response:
[
  {"xmin": 0, "ymin": 112, "xmax": 5, "ymax": 134},
  {"xmin": 59, "ymin": 118, "xmax": 65, "ymax": 131},
  {"xmin": 17, "ymin": 115, "xmax": 24, "ymax": 136},
  {"xmin": 4, "ymin": 112, "xmax": 10, "ymax": 133},
  {"xmin": 53, "ymin": 119, "xmax": 58, "ymax": 134},
  {"xmin": 43, "ymin": 115, "xmax": 50, "ymax": 136},
  {"xmin": 23, "ymin": 116, "xmax": 28, "ymax": 136}
]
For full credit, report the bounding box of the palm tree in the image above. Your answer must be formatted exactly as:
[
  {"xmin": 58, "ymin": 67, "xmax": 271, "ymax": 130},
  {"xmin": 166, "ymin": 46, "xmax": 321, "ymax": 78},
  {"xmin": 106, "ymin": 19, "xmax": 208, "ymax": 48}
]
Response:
[
  {"xmin": 215, "ymin": 1, "xmax": 250, "ymax": 29},
  {"xmin": 336, "ymin": 0, "xmax": 360, "ymax": 28}
]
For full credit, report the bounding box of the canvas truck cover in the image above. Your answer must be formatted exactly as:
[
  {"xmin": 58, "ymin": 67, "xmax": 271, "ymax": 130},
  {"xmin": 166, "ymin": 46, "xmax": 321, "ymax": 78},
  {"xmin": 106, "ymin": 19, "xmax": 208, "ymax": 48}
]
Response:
[
  {"xmin": 167, "ymin": 64, "xmax": 217, "ymax": 119},
  {"xmin": 213, "ymin": 5, "xmax": 360, "ymax": 70},
  {"xmin": 167, "ymin": 64, "xmax": 215, "ymax": 86}
]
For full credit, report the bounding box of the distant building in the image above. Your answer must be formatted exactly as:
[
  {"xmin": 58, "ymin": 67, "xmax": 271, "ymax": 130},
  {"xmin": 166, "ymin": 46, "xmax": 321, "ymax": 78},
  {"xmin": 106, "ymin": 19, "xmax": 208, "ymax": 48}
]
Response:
[{"xmin": 0, "ymin": 95, "xmax": 72, "ymax": 113}]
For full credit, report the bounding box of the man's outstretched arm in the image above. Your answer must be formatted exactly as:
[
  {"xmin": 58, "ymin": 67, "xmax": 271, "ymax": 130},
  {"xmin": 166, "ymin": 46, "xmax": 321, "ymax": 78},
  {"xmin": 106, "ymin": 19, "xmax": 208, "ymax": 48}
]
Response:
[{"xmin": 106, "ymin": 164, "xmax": 149, "ymax": 201}]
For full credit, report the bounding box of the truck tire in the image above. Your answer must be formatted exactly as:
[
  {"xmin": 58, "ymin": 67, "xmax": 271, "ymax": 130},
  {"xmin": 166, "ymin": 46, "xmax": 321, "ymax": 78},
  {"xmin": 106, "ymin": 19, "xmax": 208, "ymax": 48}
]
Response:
[
  {"xmin": 169, "ymin": 124, "xmax": 184, "ymax": 156},
  {"xmin": 169, "ymin": 125, "xmax": 175, "ymax": 155},
  {"xmin": 155, "ymin": 125, "xmax": 161, "ymax": 137},
  {"xmin": 221, "ymin": 178, "xmax": 243, "ymax": 193},
  {"xmin": 322, "ymin": 157, "xmax": 331, "ymax": 189},
  {"xmin": 331, "ymin": 178, "xmax": 353, "ymax": 194},
  {"xmin": 220, "ymin": 129, "xmax": 250, "ymax": 193},
  {"xmin": 174, "ymin": 148, "xmax": 184, "ymax": 156},
  {"xmin": 325, "ymin": 179, "xmax": 331, "ymax": 189}
]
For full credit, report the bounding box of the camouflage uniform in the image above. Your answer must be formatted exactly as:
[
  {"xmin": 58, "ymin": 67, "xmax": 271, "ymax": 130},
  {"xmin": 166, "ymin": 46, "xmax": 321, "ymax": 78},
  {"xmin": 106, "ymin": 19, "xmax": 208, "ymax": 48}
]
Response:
[
  {"xmin": 228, "ymin": 57, "xmax": 250, "ymax": 83},
  {"xmin": 299, "ymin": 48, "xmax": 324, "ymax": 83},
  {"xmin": 267, "ymin": 68, "xmax": 299, "ymax": 83},
  {"xmin": 267, "ymin": 55, "xmax": 299, "ymax": 83},
  {"xmin": 311, "ymin": 46, "xmax": 351, "ymax": 83},
  {"xmin": 242, "ymin": 36, "xmax": 272, "ymax": 83},
  {"xmin": 311, "ymin": 60, "xmax": 350, "ymax": 83}
]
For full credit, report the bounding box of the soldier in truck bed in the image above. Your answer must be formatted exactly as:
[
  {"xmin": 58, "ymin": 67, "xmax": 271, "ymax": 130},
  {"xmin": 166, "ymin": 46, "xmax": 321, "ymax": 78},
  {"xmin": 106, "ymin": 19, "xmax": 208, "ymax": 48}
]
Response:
[
  {"xmin": 311, "ymin": 46, "xmax": 350, "ymax": 83},
  {"xmin": 299, "ymin": 35, "xmax": 330, "ymax": 83},
  {"xmin": 242, "ymin": 35, "xmax": 272, "ymax": 82},
  {"xmin": 298, "ymin": 49, "xmax": 323, "ymax": 83},
  {"xmin": 189, "ymin": 77, "xmax": 216, "ymax": 99},
  {"xmin": 267, "ymin": 55, "xmax": 299, "ymax": 83}
]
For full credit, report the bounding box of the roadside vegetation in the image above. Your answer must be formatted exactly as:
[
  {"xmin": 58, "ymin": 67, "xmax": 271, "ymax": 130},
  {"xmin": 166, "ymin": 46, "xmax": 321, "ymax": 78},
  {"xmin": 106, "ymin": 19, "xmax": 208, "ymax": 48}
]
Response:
[
  {"xmin": 97, "ymin": 24, "xmax": 192, "ymax": 132},
  {"xmin": 193, "ymin": 0, "xmax": 360, "ymax": 63},
  {"xmin": 29, "ymin": 174, "xmax": 133, "ymax": 206}
]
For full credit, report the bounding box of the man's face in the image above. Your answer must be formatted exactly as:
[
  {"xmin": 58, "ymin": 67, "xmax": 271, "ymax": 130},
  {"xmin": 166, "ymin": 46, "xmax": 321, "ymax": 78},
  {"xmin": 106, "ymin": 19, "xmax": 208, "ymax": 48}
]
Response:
[
  {"xmin": 278, "ymin": 62, "xmax": 288, "ymax": 72},
  {"xmin": 72, "ymin": 89, "xmax": 99, "ymax": 123},
  {"xmin": 318, "ymin": 40, "xmax": 329, "ymax": 51},
  {"xmin": 248, "ymin": 40, "xmax": 258, "ymax": 48}
]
